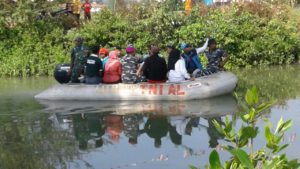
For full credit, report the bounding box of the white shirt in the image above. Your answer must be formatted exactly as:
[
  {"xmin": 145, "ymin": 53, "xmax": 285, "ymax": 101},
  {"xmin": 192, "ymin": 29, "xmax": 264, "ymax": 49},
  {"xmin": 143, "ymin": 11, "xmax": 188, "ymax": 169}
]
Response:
[
  {"xmin": 170, "ymin": 116, "xmax": 191, "ymax": 136},
  {"xmin": 168, "ymin": 57, "xmax": 190, "ymax": 83},
  {"xmin": 196, "ymin": 38, "xmax": 209, "ymax": 54}
]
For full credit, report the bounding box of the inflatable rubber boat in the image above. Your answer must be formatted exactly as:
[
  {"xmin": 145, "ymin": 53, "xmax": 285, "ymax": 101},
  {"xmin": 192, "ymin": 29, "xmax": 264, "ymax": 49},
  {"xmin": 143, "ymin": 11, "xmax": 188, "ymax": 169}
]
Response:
[{"xmin": 35, "ymin": 71, "xmax": 237, "ymax": 101}]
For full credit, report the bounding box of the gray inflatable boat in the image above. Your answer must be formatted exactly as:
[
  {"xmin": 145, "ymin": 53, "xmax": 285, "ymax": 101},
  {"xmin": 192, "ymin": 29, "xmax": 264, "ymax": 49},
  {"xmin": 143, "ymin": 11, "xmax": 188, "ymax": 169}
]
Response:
[{"xmin": 35, "ymin": 71, "xmax": 237, "ymax": 101}]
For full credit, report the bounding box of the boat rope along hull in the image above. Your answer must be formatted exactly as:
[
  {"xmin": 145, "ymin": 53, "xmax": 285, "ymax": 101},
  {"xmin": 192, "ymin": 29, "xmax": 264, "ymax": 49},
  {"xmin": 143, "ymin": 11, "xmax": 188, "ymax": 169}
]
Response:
[{"xmin": 35, "ymin": 71, "xmax": 237, "ymax": 101}]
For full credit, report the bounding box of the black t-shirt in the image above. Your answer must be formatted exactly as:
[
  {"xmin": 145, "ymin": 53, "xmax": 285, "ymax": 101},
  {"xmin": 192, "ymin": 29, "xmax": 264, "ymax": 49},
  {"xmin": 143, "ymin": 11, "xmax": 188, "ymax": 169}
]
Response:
[
  {"xmin": 142, "ymin": 55, "xmax": 167, "ymax": 81},
  {"xmin": 85, "ymin": 55, "xmax": 103, "ymax": 77}
]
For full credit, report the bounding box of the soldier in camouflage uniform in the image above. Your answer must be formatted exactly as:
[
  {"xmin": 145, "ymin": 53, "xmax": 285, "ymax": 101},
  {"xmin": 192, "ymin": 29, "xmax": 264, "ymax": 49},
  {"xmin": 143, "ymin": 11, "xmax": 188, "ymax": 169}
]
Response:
[
  {"xmin": 195, "ymin": 39, "xmax": 229, "ymax": 77},
  {"xmin": 69, "ymin": 37, "xmax": 88, "ymax": 83},
  {"xmin": 121, "ymin": 44, "xmax": 146, "ymax": 83}
]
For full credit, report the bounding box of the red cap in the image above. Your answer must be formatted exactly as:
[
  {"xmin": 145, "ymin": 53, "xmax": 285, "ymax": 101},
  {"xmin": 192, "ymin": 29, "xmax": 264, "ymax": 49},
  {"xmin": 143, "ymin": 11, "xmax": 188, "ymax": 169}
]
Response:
[{"xmin": 99, "ymin": 48, "xmax": 108, "ymax": 55}]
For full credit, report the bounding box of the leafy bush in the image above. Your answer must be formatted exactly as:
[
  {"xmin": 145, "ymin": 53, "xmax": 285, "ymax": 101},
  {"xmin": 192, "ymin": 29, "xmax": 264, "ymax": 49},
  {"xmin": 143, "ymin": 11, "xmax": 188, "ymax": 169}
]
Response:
[
  {"xmin": 177, "ymin": 6, "xmax": 300, "ymax": 68},
  {"xmin": 0, "ymin": 1, "xmax": 68, "ymax": 77},
  {"xmin": 1, "ymin": 2, "xmax": 300, "ymax": 77}
]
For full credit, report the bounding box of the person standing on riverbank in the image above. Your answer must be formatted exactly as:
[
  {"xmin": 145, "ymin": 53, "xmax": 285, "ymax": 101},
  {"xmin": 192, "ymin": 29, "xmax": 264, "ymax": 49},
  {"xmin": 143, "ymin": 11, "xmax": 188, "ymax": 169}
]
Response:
[
  {"xmin": 82, "ymin": 0, "xmax": 92, "ymax": 21},
  {"xmin": 69, "ymin": 37, "xmax": 88, "ymax": 83},
  {"xmin": 72, "ymin": 0, "xmax": 81, "ymax": 23}
]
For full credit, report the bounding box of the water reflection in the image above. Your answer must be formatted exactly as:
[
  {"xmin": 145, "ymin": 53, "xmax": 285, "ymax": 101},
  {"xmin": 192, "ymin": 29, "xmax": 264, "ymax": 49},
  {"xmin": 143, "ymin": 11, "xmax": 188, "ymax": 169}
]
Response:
[
  {"xmin": 234, "ymin": 65, "xmax": 300, "ymax": 104},
  {"xmin": 54, "ymin": 114, "xmax": 228, "ymax": 150},
  {"xmin": 38, "ymin": 95, "xmax": 237, "ymax": 117},
  {"xmin": 123, "ymin": 114, "xmax": 143, "ymax": 145},
  {"xmin": 44, "ymin": 95, "xmax": 237, "ymax": 152},
  {"xmin": 72, "ymin": 113, "xmax": 105, "ymax": 150}
]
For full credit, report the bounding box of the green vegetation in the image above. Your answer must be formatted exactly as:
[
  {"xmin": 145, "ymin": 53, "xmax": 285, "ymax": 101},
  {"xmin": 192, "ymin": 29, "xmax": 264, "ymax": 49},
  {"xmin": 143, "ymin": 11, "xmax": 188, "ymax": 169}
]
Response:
[
  {"xmin": 1, "ymin": 1, "xmax": 300, "ymax": 77},
  {"xmin": 190, "ymin": 87, "xmax": 300, "ymax": 169},
  {"xmin": 234, "ymin": 65, "xmax": 300, "ymax": 104},
  {"xmin": 0, "ymin": 0, "xmax": 69, "ymax": 77}
]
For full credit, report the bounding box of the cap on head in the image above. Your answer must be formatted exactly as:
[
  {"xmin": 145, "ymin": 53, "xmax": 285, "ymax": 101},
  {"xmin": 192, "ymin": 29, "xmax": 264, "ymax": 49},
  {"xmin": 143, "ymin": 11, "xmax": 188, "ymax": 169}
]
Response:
[
  {"xmin": 126, "ymin": 44, "xmax": 135, "ymax": 54},
  {"xmin": 180, "ymin": 43, "xmax": 190, "ymax": 50},
  {"xmin": 99, "ymin": 48, "xmax": 109, "ymax": 55}
]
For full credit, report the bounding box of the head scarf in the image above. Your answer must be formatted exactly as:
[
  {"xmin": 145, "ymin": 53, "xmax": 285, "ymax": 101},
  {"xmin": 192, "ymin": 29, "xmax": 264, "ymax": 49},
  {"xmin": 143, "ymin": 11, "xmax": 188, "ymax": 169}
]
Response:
[
  {"xmin": 105, "ymin": 51, "xmax": 119, "ymax": 67},
  {"xmin": 108, "ymin": 51, "xmax": 118, "ymax": 60},
  {"xmin": 168, "ymin": 48, "xmax": 181, "ymax": 71}
]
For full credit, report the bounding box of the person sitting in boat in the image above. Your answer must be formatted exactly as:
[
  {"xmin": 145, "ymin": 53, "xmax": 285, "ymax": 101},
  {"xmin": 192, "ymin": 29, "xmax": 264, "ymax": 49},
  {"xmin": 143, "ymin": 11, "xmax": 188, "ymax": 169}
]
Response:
[
  {"xmin": 99, "ymin": 47, "xmax": 109, "ymax": 68},
  {"xmin": 114, "ymin": 46, "xmax": 122, "ymax": 58},
  {"xmin": 179, "ymin": 38, "xmax": 209, "ymax": 77},
  {"xmin": 140, "ymin": 45, "xmax": 167, "ymax": 83},
  {"xmin": 103, "ymin": 51, "xmax": 122, "ymax": 84},
  {"xmin": 121, "ymin": 44, "xmax": 145, "ymax": 84},
  {"xmin": 194, "ymin": 39, "xmax": 229, "ymax": 77},
  {"xmin": 166, "ymin": 45, "xmax": 194, "ymax": 83},
  {"xmin": 69, "ymin": 37, "xmax": 89, "ymax": 83},
  {"xmin": 84, "ymin": 46, "xmax": 103, "ymax": 84},
  {"xmin": 180, "ymin": 43, "xmax": 203, "ymax": 77}
]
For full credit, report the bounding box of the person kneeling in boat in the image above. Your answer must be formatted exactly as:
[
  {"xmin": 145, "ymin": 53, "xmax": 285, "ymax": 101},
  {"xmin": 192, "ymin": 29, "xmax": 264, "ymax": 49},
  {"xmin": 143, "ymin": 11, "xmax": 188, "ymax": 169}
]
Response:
[
  {"xmin": 84, "ymin": 46, "xmax": 103, "ymax": 84},
  {"xmin": 194, "ymin": 39, "xmax": 229, "ymax": 77},
  {"xmin": 103, "ymin": 51, "xmax": 122, "ymax": 84},
  {"xmin": 121, "ymin": 44, "xmax": 145, "ymax": 84},
  {"xmin": 140, "ymin": 45, "xmax": 167, "ymax": 83},
  {"xmin": 69, "ymin": 37, "xmax": 89, "ymax": 83},
  {"xmin": 166, "ymin": 45, "xmax": 194, "ymax": 83}
]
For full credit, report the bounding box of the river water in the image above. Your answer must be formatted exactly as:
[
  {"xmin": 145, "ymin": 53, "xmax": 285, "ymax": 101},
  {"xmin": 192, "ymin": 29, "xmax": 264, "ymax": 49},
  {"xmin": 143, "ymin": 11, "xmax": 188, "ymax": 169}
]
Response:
[{"xmin": 0, "ymin": 66, "xmax": 299, "ymax": 169}]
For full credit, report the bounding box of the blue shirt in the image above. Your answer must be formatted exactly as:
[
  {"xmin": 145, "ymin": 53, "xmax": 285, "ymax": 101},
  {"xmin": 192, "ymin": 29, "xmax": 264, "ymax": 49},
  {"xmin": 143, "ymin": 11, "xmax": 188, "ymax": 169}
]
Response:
[
  {"xmin": 182, "ymin": 49, "xmax": 203, "ymax": 74},
  {"xmin": 101, "ymin": 56, "xmax": 109, "ymax": 68}
]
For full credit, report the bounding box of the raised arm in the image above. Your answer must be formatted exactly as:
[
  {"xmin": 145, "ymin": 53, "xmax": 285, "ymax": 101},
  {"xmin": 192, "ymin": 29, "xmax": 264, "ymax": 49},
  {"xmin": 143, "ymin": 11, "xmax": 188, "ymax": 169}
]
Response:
[{"xmin": 196, "ymin": 38, "xmax": 209, "ymax": 54}]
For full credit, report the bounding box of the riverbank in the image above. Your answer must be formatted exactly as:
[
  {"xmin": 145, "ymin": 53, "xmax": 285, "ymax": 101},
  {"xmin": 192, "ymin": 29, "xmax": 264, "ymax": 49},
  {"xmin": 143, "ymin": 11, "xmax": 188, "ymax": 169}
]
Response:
[{"xmin": 0, "ymin": 2, "xmax": 300, "ymax": 77}]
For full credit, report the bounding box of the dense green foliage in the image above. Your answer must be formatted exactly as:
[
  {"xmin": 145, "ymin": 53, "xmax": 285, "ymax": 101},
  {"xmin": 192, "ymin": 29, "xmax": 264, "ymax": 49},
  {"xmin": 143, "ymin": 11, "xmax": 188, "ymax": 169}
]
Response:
[
  {"xmin": 0, "ymin": 0, "xmax": 69, "ymax": 77},
  {"xmin": 1, "ymin": 1, "xmax": 300, "ymax": 77}
]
